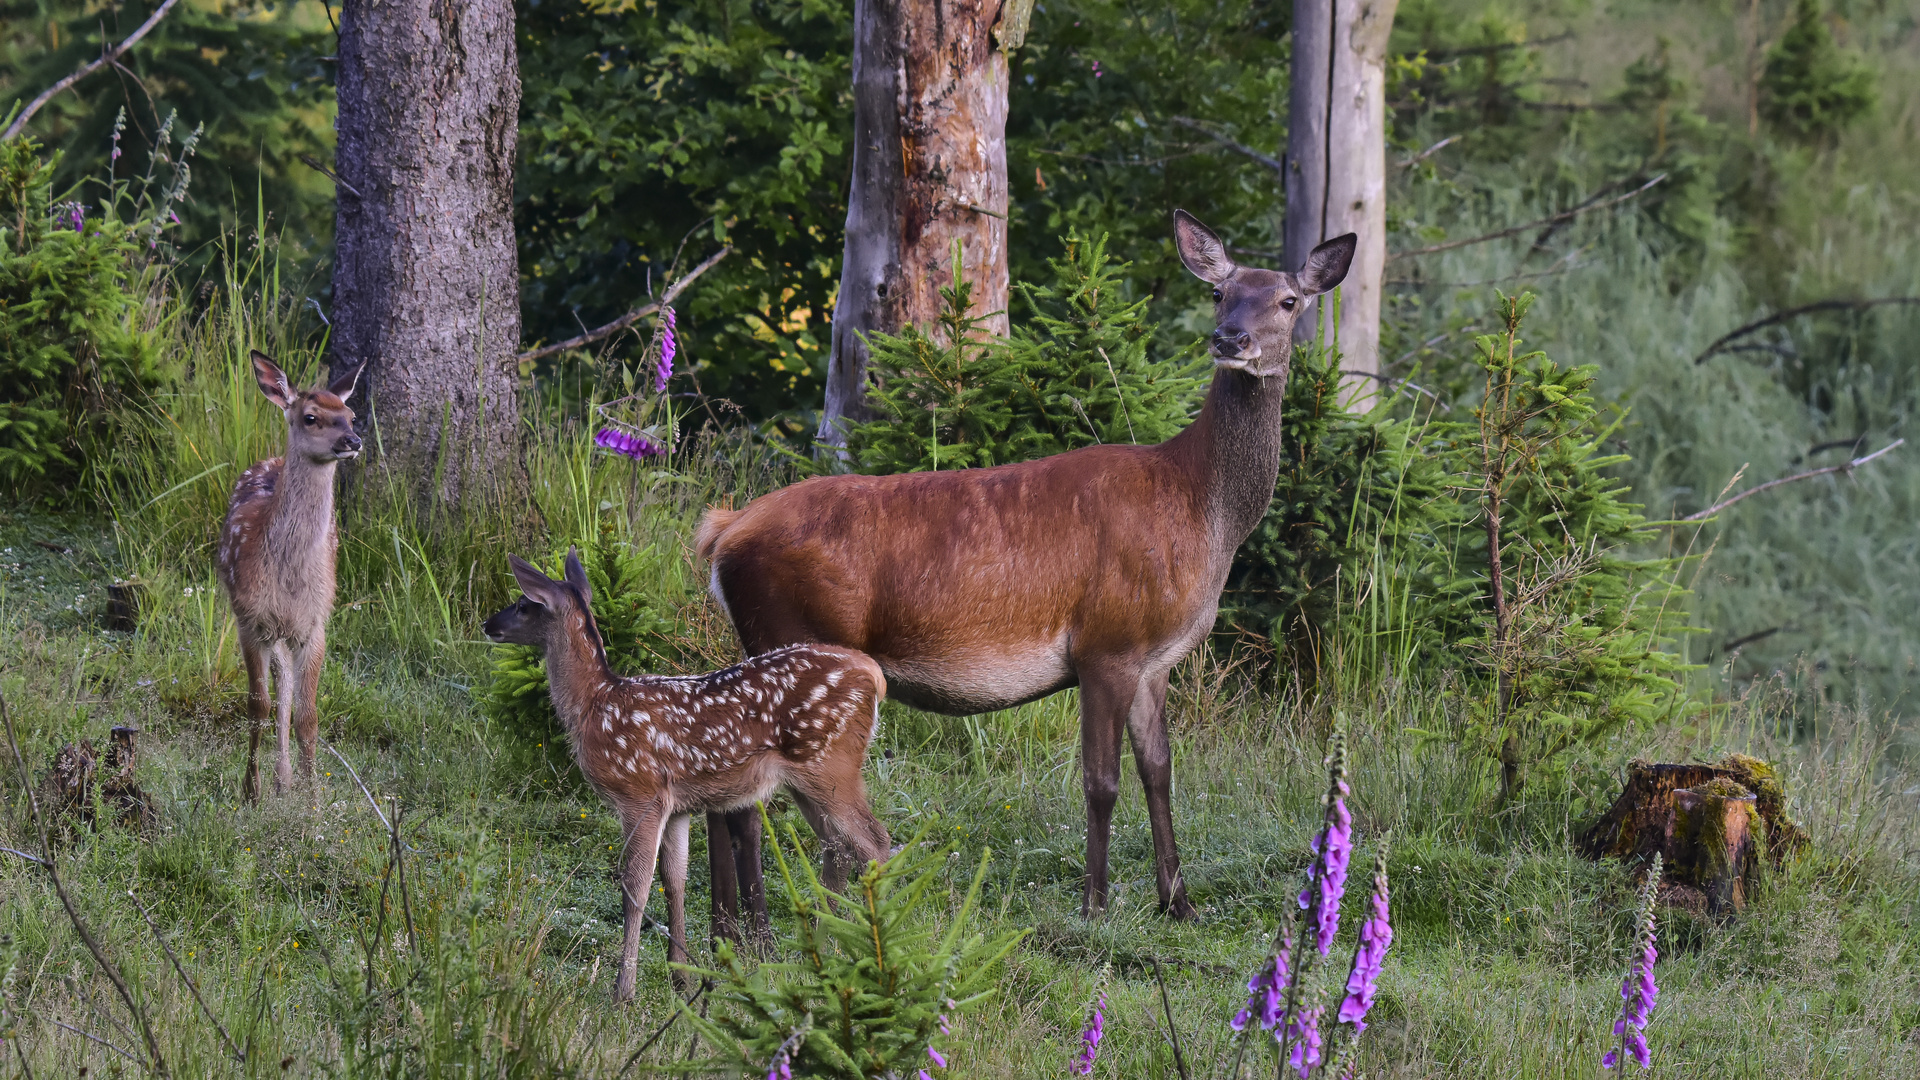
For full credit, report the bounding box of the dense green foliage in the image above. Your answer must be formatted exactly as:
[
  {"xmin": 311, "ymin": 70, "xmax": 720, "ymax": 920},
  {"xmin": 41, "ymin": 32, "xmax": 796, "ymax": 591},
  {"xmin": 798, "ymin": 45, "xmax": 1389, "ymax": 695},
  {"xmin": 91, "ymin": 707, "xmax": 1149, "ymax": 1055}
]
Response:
[
  {"xmin": 683, "ymin": 821, "xmax": 1023, "ymax": 1079},
  {"xmin": 0, "ymin": 135, "xmax": 171, "ymax": 493},
  {"xmin": 843, "ymin": 234, "xmax": 1207, "ymax": 474},
  {"xmin": 1760, "ymin": 0, "xmax": 1878, "ymax": 140}
]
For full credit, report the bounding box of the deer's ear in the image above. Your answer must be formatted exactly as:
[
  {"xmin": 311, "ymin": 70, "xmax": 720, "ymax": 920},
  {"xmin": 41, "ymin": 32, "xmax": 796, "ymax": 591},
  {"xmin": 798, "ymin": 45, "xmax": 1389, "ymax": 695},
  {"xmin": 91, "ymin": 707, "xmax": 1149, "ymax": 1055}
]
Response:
[
  {"xmin": 1298, "ymin": 233, "xmax": 1357, "ymax": 295},
  {"xmin": 1173, "ymin": 209, "xmax": 1236, "ymax": 285},
  {"xmin": 508, "ymin": 554, "xmax": 561, "ymax": 607},
  {"xmin": 563, "ymin": 547, "xmax": 591, "ymax": 603},
  {"xmin": 251, "ymin": 350, "xmax": 294, "ymax": 409},
  {"xmin": 328, "ymin": 361, "xmax": 366, "ymax": 404}
]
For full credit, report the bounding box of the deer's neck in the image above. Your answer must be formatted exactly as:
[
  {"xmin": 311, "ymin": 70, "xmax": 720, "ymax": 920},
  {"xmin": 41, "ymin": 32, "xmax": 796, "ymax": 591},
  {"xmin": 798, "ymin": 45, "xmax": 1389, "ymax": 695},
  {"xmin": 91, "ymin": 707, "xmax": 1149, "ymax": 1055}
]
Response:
[
  {"xmin": 542, "ymin": 621, "xmax": 616, "ymax": 734},
  {"xmin": 266, "ymin": 455, "xmax": 338, "ymax": 560},
  {"xmin": 1168, "ymin": 365, "xmax": 1291, "ymax": 553}
]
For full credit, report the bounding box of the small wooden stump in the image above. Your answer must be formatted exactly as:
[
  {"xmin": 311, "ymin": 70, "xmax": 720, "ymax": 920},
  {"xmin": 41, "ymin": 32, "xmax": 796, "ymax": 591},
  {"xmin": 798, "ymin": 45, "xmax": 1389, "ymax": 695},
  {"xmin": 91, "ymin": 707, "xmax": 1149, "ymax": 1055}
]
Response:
[
  {"xmin": 105, "ymin": 578, "xmax": 146, "ymax": 632},
  {"xmin": 40, "ymin": 725, "xmax": 157, "ymax": 838},
  {"xmin": 1580, "ymin": 755, "xmax": 1805, "ymax": 915}
]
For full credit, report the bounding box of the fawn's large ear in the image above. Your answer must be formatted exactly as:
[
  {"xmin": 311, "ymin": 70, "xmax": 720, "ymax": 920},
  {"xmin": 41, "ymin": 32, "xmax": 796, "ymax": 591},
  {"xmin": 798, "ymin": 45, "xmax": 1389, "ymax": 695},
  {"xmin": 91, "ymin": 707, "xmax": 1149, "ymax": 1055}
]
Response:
[
  {"xmin": 562, "ymin": 547, "xmax": 592, "ymax": 603},
  {"xmin": 508, "ymin": 554, "xmax": 562, "ymax": 607},
  {"xmin": 251, "ymin": 350, "xmax": 294, "ymax": 410},
  {"xmin": 327, "ymin": 361, "xmax": 366, "ymax": 404},
  {"xmin": 1297, "ymin": 233, "xmax": 1357, "ymax": 296},
  {"xmin": 1174, "ymin": 209, "xmax": 1236, "ymax": 285}
]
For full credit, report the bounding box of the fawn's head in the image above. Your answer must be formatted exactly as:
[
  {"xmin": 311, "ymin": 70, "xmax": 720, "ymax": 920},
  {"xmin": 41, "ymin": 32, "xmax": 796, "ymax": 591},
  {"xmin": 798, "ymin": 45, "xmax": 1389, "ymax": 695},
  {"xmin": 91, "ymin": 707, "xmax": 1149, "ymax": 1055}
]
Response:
[
  {"xmin": 1172, "ymin": 210, "xmax": 1356, "ymax": 380},
  {"xmin": 252, "ymin": 350, "xmax": 364, "ymax": 464},
  {"xmin": 484, "ymin": 549, "xmax": 607, "ymax": 662}
]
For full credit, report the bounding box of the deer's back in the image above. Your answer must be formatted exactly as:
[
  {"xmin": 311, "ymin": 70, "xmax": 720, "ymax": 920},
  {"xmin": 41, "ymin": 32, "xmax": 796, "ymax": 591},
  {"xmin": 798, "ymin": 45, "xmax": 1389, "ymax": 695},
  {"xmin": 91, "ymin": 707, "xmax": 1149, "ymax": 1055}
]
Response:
[
  {"xmin": 217, "ymin": 457, "xmax": 338, "ymax": 644},
  {"xmin": 704, "ymin": 444, "xmax": 1217, "ymax": 713},
  {"xmin": 575, "ymin": 644, "xmax": 882, "ymax": 812}
]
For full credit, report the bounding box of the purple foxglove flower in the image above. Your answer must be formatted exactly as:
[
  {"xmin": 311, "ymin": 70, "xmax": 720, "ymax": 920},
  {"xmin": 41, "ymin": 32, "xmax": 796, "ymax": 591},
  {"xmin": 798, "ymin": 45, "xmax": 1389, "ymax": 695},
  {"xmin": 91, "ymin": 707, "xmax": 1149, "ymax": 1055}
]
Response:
[
  {"xmin": 1337, "ymin": 851, "xmax": 1393, "ymax": 1031},
  {"xmin": 594, "ymin": 427, "xmax": 665, "ymax": 460},
  {"xmin": 1603, "ymin": 855, "xmax": 1661, "ymax": 1070},
  {"xmin": 1070, "ymin": 989, "xmax": 1106, "ymax": 1074},
  {"xmin": 1283, "ymin": 1004, "xmax": 1323, "ymax": 1078},
  {"xmin": 654, "ymin": 306, "xmax": 677, "ymax": 393},
  {"xmin": 1230, "ymin": 941, "xmax": 1290, "ymax": 1033},
  {"xmin": 1299, "ymin": 777, "xmax": 1353, "ymax": 955},
  {"xmin": 766, "ymin": 1051, "xmax": 791, "ymax": 1080}
]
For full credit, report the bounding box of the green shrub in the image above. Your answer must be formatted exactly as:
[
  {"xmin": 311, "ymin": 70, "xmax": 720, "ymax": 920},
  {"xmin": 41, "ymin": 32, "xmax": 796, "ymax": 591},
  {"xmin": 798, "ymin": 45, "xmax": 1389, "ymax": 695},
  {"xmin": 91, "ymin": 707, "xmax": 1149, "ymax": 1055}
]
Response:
[
  {"xmin": 680, "ymin": 818, "xmax": 1025, "ymax": 1079},
  {"xmin": 1760, "ymin": 0, "xmax": 1876, "ymax": 140},
  {"xmin": 842, "ymin": 233, "xmax": 1207, "ymax": 474}
]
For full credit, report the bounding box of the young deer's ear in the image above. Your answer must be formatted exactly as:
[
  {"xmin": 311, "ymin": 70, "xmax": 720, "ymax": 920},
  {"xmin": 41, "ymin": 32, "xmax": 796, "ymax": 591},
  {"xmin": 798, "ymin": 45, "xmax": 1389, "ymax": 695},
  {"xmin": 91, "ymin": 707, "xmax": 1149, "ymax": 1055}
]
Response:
[
  {"xmin": 563, "ymin": 547, "xmax": 592, "ymax": 603},
  {"xmin": 1297, "ymin": 233, "xmax": 1357, "ymax": 296},
  {"xmin": 1173, "ymin": 209, "xmax": 1236, "ymax": 285},
  {"xmin": 251, "ymin": 350, "xmax": 295, "ymax": 410},
  {"xmin": 507, "ymin": 554, "xmax": 561, "ymax": 607},
  {"xmin": 328, "ymin": 361, "xmax": 366, "ymax": 404}
]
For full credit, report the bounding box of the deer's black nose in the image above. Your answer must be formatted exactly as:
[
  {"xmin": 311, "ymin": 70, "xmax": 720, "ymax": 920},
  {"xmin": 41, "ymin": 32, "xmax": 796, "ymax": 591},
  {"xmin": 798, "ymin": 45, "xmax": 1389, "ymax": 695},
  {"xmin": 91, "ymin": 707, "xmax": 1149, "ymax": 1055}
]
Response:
[
  {"xmin": 335, "ymin": 432, "xmax": 362, "ymax": 455},
  {"xmin": 1212, "ymin": 327, "xmax": 1252, "ymax": 355}
]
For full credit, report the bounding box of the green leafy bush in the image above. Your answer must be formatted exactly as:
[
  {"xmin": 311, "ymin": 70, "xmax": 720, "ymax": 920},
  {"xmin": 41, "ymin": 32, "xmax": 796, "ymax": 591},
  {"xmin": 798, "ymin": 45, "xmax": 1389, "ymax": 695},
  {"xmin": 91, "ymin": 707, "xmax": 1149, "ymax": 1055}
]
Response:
[
  {"xmin": 0, "ymin": 135, "xmax": 169, "ymax": 494},
  {"xmin": 843, "ymin": 233, "xmax": 1206, "ymax": 474},
  {"xmin": 1760, "ymin": 0, "xmax": 1876, "ymax": 140},
  {"xmin": 680, "ymin": 819, "xmax": 1026, "ymax": 1079}
]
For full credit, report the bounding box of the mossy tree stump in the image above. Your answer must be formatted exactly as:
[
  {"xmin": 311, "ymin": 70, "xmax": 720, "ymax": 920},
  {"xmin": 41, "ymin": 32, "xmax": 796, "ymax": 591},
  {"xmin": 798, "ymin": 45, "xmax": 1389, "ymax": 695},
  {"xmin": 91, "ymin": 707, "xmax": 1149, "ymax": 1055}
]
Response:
[
  {"xmin": 1579, "ymin": 755, "xmax": 1806, "ymax": 914},
  {"xmin": 40, "ymin": 726, "xmax": 157, "ymax": 838}
]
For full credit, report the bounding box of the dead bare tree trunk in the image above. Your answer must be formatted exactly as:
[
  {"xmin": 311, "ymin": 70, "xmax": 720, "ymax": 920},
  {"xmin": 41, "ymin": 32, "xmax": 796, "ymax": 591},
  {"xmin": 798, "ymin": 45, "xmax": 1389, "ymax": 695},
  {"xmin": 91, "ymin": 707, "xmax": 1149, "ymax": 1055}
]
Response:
[
  {"xmin": 331, "ymin": 0, "xmax": 527, "ymax": 511},
  {"xmin": 1287, "ymin": 0, "xmax": 1399, "ymax": 396},
  {"xmin": 816, "ymin": 0, "xmax": 1019, "ymax": 450}
]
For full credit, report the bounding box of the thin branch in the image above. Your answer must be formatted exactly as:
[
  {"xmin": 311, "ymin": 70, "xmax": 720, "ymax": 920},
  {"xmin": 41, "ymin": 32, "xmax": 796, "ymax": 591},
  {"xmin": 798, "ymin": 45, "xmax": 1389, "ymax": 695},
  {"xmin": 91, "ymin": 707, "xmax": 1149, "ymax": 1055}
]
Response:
[
  {"xmin": 1386, "ymin": 174, "xmax": 1666, "ymax": 262},
  {"xmin": 1692, "ymin": 297, "xmax": 1920, "ymax": 364},
  {"xmin": 1, "ymin": 844, "xmax": 48, "ymax": 865},
  {"xmin": 51, "ymin": 1020, "xmax": 140, "ymax": 1065},
  {"xmin": 1422, "ymin": 30, "xmax": 1575, "ymax": 60},
  {"xmin": 1151, "ymin": 957, "xmax": 1192, "ymax": 1080},
  {"xmin": 325, "ymin": 744, "xmax": 410, "ymax": 849},
  {"xmin": 517, "ymin": 247, "xmax": 731, "ymax": 363},
  {"xmin": 1, "ymin": 692, "xmax": 169, "ymax": 1076},
  {"xmin": 614, "ymin": 984, "xmax": 704, "ymax": 1079},
  {"xmin": 1342, "ymin": 368, "xmax": 1440, "ymax": 401},
  {"xmin": 299, "ymin": 155, "xmax": 361, "ymax": 199},
  {"xmin": 1681, "ymin": 440, "xmax": 1905, "ymax": 522},
  {"xmin": 1170, "ymin": 116, "xmax": 1284, "ymax": 174},
  {"xmin": 2, "ymin": 0, "xmax": 183, "ymax": 141},
  {"xmin": 1398, "ymin": 134, "xmax": 1460, "ymax": 168},
  {"xmin": 127, "ymin": 890, "xmax": 246, "ymax": 1063}
]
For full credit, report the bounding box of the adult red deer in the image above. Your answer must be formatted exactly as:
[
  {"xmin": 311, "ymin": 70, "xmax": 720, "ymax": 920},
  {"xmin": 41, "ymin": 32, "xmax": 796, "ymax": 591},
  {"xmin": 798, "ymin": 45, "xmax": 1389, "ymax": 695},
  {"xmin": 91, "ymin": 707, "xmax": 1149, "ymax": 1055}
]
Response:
[
  {"xmin": 698, "ymin": 212, "xmax": 1354, "ymax": 922},
  {"xmin": 483, "ymin": 551, "xmax": 890, "ymax": 1002},
  {"xmin": 218, "ymin": 352, "xmax": 363, "ymax": 803}
]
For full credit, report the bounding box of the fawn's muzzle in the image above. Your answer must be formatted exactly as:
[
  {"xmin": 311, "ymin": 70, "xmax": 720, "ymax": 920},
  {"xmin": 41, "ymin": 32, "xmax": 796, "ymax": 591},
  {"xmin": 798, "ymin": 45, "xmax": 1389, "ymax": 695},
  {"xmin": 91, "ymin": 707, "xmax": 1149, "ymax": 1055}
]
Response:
[{"xmin": 333, "ymin": 433, "xmax": 363, "ymax": 459}]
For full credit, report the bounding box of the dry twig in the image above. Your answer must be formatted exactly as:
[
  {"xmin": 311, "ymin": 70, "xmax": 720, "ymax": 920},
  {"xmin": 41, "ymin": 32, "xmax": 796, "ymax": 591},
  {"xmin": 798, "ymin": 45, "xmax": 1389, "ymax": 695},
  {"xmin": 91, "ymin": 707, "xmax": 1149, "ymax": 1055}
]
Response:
[
  {"xmin": 2, "ymin": 0, "xmax": 183, "ymax": 141},
  {"xmin": 1681, "ymin": 440, "xmax": 1905, "ymax": 522},
  {"xmin": 1692, "ymin": 297, "xmax": 1920, "ymax": 364},
  {"xmin": 1387, "ymin": 174, "xmax": 1665, "ymax": 262},
  {"xmin": 517, "ymin": 247, "xmax": 731, "ymax": 364}
]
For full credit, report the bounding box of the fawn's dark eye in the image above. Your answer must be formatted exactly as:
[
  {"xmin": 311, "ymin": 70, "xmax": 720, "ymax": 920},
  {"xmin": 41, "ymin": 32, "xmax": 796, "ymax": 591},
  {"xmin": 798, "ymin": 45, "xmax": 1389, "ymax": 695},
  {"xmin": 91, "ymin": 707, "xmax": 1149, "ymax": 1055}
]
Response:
[
  {"xmin": 303, "ymin": 414, "xmax": 317, "ymax": 425},
  {"xmin": 1211, "ymin": 288, "xmax": 1223, "ymax": 303},
  {"xmin": 1281, "ymin": 297, "xmax": 1297, "ymax": 310}
]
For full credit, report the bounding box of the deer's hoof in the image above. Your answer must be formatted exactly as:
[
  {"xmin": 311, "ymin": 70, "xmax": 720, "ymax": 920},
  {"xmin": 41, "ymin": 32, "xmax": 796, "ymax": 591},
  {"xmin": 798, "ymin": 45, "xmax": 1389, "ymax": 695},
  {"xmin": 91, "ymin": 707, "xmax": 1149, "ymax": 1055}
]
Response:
[{"xmin": 1166, "ymin": 894, "xmax": 1201, "ymax": 922}]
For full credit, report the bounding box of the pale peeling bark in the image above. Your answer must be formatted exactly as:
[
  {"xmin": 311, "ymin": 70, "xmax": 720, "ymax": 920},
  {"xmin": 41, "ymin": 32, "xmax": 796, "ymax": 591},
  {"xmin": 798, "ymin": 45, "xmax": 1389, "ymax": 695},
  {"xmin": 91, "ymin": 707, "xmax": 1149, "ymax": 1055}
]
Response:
[
  {"xmin": 331, "ymin": 0, "xmax": 527, "ymax": 510},
  {"xmin": 819, "ymin": 0, "xmax": 1013, "ymax": 449},
  {"xmin": 1287, "ymin": 0, "xmax": 1398, "ymax": 395}
]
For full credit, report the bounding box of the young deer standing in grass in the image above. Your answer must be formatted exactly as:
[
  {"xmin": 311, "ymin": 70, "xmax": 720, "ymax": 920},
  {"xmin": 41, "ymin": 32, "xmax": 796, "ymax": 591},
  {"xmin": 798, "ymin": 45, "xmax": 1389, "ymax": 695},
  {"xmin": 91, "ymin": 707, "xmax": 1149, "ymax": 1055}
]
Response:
[
  {"xmin": 218, "ymin": 351, "xmax": 363, "ymax": 803},
  {"xmin": 483, "ymin": 550, "xmax": 892, "ymax": 1002}
]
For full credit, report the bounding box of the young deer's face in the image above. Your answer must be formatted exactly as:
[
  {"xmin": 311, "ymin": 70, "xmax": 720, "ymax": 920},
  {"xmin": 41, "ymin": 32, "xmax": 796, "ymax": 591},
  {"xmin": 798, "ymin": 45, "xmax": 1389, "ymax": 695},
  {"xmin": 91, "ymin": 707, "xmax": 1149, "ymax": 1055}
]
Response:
[
  {"xmin": 1172, "ymin": 210, "xmax": 1357, "ymax": 380},
  {"xmin": 252, "ymin": 350, "xmax": 364, "ymax": 464},
  {"xmin": 483, "ymin": 551, "xmax": 598, "ymax": 652}
]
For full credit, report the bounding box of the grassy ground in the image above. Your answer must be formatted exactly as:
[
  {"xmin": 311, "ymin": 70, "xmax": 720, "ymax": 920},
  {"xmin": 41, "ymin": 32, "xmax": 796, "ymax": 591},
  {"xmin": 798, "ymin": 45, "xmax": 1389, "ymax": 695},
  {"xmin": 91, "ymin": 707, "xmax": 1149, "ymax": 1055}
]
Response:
[{"xmin": 2, "ymin": 482, "xmax": 1916, "ymax": 1077}]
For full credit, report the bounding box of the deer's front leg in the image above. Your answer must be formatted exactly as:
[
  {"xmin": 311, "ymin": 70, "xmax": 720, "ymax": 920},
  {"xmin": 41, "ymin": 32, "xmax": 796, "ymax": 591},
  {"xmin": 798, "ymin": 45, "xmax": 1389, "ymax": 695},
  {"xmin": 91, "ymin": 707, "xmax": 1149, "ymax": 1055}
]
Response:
[
  {"xmin": 271, "ymin": 642, "xmax": 295, "ymax": 795},
  {"xmin": 615, "ymin": 808, "xmax": 668, "ymax": 1004},
  {"xmin": 241, "ymin": 637, "xmax": 271, "ymax": 805},
  {"xmin": 660, "ymin": 813, "xmax": 693, "ymax": 994},
  {"xmin": 1077, "ymin": 659, "xmax": 1130, "ymax": 917},
  {"xmin": 289, "ymin": 631, "xmax": 326, "ymax": 781},
  {"xmin": 1127, "ymin": 667, "xmax": 1196, "ymax": 920}
]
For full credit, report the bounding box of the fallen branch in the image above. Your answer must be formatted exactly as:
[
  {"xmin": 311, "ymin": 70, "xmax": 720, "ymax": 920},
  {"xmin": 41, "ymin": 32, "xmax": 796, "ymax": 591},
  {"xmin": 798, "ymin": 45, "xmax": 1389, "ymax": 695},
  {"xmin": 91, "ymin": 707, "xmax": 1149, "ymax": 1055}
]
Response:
[
  {"xmin": 1386, "ymin": 174, "xmax": 1665, "ymax": 262},
  {"xmin": 1692, "ymin": 297, "xmax": 1920, "ymax": 364},
  {"xmin": 325, "ymin": 743, "xmax": 409, "ymax": 848},
  {"xmin": 517, "ymin": 247, "xmax": 730, "ymax": 364},
  {"xmin": 128, "ymin": 890, "xmax": 246, "ymax": 1063},
  {"xmin": 2, "ymin": 0, "xmax": 183, "ymax": 141},
  {"xmin": 1681, "ymin": 439, "xmax": 1905, "ymax": 522},
  {"xmin": 1398, "ymin": 134, "xmax": 1460, "ymax": 168},
  {"xmin": 1170, "ymin": 116, "xmax": 1283, "ymax": 174}
]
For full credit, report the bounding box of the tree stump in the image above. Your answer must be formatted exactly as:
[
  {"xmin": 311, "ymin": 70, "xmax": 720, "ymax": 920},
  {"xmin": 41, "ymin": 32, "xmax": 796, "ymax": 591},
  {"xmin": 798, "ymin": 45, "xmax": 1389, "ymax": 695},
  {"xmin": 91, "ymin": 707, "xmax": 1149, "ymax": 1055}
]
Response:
[
  {"xmin": 40, "ymin": 726, "xmax": 157, "ymax": 838},
  {"xmin": 105, "ymin": 577, "xmax": 145, "ymax": 632},
  {"xmin": 1579, "ymin": 755, "xmax": 1805, "ymax": 914}
]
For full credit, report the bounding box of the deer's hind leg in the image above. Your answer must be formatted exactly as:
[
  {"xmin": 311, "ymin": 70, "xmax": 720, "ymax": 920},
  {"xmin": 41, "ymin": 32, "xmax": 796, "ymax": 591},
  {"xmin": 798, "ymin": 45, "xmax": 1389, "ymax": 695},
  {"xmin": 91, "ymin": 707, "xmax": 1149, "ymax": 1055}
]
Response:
[
  {"xmin": 240, "ymin": 636, "xmax": 272, "ymax": 805},
  {"xmin": 290, "ymin": 630, "xmax": 325, "ymax": 782},
  {"xmin": 789, "ymin": 771, "xmax": 890, "ymax": 894},
  {"xmin": 271, "ymin": 642, "xmax": 295, "ymax": 795},
  {"xmin": 614, "ymin": 805, "xmax": 669, "ymax": 1004},
  {"xmin": 660, "ymin": 813, "xmax": 694, "ymax": 992}
]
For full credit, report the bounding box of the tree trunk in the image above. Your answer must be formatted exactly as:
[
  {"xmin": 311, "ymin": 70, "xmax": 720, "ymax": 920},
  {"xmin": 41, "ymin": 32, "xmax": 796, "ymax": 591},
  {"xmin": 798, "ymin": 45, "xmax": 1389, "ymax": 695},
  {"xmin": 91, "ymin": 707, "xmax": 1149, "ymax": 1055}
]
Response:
[
  {"xmin": 817, "ymin": 0, "xmax": 1017, "ymax": 450},
  {"xmin": 1286, "ymin": 0, "xmax": 1398, "ymax": 395},
  {"xmin": 331, "ymin": 0, "xmax": 527, "ymax": 511}
]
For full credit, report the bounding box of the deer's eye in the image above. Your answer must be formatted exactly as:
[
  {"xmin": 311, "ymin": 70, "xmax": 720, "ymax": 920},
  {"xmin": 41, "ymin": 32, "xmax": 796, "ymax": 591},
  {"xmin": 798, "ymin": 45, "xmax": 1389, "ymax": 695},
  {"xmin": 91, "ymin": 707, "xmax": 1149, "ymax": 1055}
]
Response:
[
  {"xmin": 303, "ymin": 414, "xmax": 318, "ymax": 425},
  {"xmin": 1281, "ymin": 297, "xmax": 1297, "ymax": 310},
  {"xmin": 1211, "ymin": 288, "xmax": 1223, "ymax": 303}
]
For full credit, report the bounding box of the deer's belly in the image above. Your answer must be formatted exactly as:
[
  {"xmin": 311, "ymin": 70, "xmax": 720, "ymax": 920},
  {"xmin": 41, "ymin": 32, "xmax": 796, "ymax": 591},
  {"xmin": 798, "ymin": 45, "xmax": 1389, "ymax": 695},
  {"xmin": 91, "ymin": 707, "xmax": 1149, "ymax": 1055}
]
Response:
[{"xmin": 877, "ymin": 638, "xmax": 1076, "ymax": 715}]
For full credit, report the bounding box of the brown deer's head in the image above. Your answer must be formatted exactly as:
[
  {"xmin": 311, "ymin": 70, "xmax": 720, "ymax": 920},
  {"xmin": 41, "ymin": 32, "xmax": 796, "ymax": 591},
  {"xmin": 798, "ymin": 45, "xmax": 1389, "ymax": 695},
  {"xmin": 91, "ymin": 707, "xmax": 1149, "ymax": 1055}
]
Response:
[
  {"xmin": 484, "ymin": 550, "xmax": 608, "ymax": 664},
  {"xmin": 1173, "ymin": 210, "xmax": 1356, "ymax": 380},
  {"xmin": 252, "ymin": 350, "xmax": 364, "ymax": 463}
]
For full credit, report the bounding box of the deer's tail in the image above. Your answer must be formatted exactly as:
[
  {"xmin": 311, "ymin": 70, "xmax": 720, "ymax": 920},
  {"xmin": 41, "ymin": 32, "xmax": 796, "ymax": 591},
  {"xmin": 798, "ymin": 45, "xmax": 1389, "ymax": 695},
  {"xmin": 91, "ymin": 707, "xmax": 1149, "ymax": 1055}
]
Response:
[{"xmin": 693, "ymin": 506, "xmax": 744, "ymax": 564}]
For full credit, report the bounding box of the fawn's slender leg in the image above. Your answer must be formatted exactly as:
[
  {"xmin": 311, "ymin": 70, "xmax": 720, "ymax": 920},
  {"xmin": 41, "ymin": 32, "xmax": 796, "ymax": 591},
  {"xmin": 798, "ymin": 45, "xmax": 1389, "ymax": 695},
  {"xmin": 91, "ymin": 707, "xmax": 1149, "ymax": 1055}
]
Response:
[
  {"xmin": 290, "ymin": 630, "xmax": 325, "ymax": 781},
  {"xmin": 660, "ymin": 813, "xmax": 693, "ymax": 993},
  {"xmin": 615, "ymin": 807, "xmax": 668, "ymax": 1004},
  {"xmin": 1077, "ymin": 656, "xmax": 1132, "ymax": 917},
  {"xmin": 1126, "ymin": 666, "xmax": 1195, "ymax": 919},
  {"xmin": 727, "ymin": 806, "xmax": 771, "ymax": 942},
  {"xmin": 790, "ymin": 775, "xmax": 890, "ymax": 893},
  {"xmin": 240, "ymin": 637, "xmax": 271, "ymax": 805},
  {"xmin": 707, "ymin": 811, "xmax": 739, "ymax": 947},
  {"xmin": 271, "ymin": 642, "xmax": 295, "ymax": 795}
]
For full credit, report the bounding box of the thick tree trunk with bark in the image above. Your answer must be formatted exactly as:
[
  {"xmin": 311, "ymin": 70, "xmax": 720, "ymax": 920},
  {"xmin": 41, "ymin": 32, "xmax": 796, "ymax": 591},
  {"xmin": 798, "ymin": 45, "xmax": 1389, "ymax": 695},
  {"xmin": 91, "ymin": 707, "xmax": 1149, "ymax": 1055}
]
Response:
[
  {"xmin": 1286, "ymin": 0, "xmax": 1398, "ymax": 391},
  {"xmin": 331, "ymin": 0, "xmax": 526, "ymax": 510},
  {"xmin": 817, "ymin": 0, "xmax": 1015, "ymax": 449}
]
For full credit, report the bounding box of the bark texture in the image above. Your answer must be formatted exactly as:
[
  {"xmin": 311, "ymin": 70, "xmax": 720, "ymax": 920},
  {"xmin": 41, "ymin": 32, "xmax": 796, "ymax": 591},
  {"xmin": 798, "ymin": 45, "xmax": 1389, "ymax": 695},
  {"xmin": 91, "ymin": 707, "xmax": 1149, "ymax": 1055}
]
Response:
[
  {"xmin": 1286, "ymin": 0, "xmax": 1398, "ymax": 387},
  {"xmin": 331, "ymin": 0, "xmax": 526, "ymax": 509},
  {"xmin": 818, "ymin": 0, "xmax": 1013, "ymax": 448}
]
